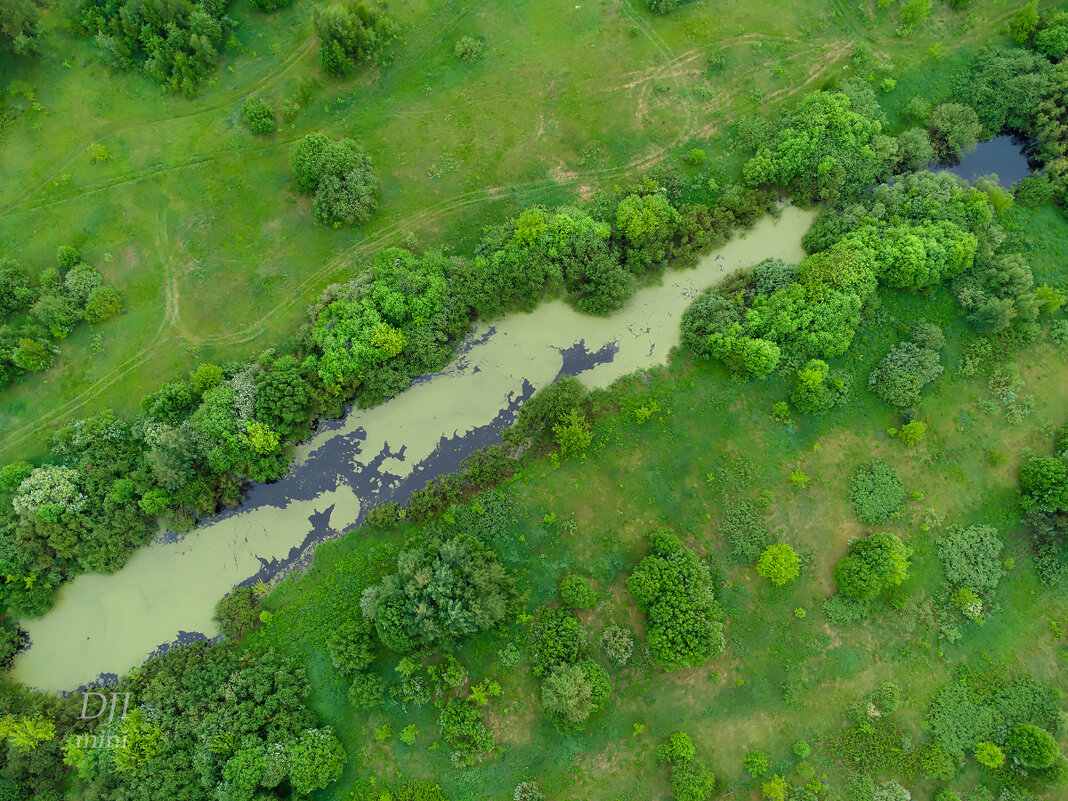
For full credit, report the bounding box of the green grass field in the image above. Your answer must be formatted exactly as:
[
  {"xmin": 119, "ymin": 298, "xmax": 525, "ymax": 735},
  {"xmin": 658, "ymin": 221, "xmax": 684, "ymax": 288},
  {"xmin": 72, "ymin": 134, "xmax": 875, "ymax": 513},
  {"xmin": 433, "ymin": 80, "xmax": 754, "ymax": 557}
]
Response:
[
  {"xmin": 0, "ymin": 0, "xmax": 1029, "ymax": 461},
  {"xmin": 242, "ymin": 203, "xmax": 1068, "ymax": 801}
]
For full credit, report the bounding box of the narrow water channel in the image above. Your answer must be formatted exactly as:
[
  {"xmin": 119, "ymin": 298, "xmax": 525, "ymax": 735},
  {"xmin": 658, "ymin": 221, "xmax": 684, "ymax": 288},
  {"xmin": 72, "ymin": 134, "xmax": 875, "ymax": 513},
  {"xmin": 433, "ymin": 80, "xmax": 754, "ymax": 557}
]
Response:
[{"xmin": 11, "ymin": 206, "xmax": 816, "ymax": 692}]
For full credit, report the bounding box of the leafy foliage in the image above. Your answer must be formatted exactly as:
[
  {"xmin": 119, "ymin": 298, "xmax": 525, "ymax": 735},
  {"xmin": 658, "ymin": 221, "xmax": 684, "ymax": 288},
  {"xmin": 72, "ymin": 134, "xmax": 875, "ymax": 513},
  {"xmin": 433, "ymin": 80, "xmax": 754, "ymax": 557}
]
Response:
[
  {"xmin": 291, "ymin": 134, "xmax": 378, "ymax": 227},
  {"xmin": 848, "ymin": 461, "xmax": 905, "ymax": 525},
  {"xmin": 77, "ymin": 0, "xmax": 233, "ymax": 95},
  {"xmin": 627, "ymin": 529, "xmax": 725, "ymax": 668},
  {"xmin": 360, "ymin": 535, "xmax": 512, "ymax": 652},
  {"xmin": 314, "ymin": 0, "xmax": 397, "ymax": 78},
  {"xmin": 834, "ymin": 533, "xmax": 911, "ymax": 601}
]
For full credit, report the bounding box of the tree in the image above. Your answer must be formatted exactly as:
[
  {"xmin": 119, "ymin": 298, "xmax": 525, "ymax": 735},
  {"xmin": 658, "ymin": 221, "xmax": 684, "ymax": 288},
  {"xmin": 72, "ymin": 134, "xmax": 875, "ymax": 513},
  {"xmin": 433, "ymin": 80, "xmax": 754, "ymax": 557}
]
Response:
[
  {"xmin": 541, "ymin": 660, "xmax": 610, "ymax": 732},
  {"xmin": 1005, "ymin": 723, "xmax": 1059, "ymax": 770},
  {"xmin": 10, "ymin": 337, "xmax": 53, "ymax": 371},
  {"xmin": 291, "ymin": 133, "xmax": 378, "ymax": 226},
  {"xmin": 615, "ymin": 193, "xmax": 681, "ymax": 272},
  {"xmin": 213, "ymin": 586, "xmax": 259, "ymax": 638},
  {"xmin": 84, "ymin": 286, "xmax": 121, "ymax": 323},
  {"xmin": 0, "ymin": 0, "xmax": 41, "ymax": 55},
  {"xmin": 1034, "ymin": 12, "xmax": 1068, "ymax": 61},
  {"xmin": 897, "ymin": 128, "xmax": 935, "ymax": 171},
  {"xmin": 360, "ymin": 535, "xmax": 512, "ymax": 652},
  {"xmin": 0, "ymin": 259, "xmax": 37, "ymax": 314},
  {"xmin": 327, "ymin": 616, "xmax": 377, "ymax": 673},
  {"xmin": 868, "ymin": 341, "xmax": 942, "ymax": 407},
  {"xmin": 286, "ymin": 728, "xmax": 346, "ymax": 795},
  {"xmin": 1009, "ymin": 1, "xmax": 1040, "ymax": 45},
  {"xmin": 77, "ymin": 0, "xmax": 232, "ymax": 95},
  {"xmin": 930, "ymin": 103, "xmax": 982, "ymax": 160},
  {"xmin": 314, "ymin": 0, "xmax": 397, "ymax": 78},
  {"xmin": 834, "ymin": 533, "xmax": 912, "ymax": 601},
  {"xmin": 756, "ymin": 543, "xmax": 801, "ymax": 586}
]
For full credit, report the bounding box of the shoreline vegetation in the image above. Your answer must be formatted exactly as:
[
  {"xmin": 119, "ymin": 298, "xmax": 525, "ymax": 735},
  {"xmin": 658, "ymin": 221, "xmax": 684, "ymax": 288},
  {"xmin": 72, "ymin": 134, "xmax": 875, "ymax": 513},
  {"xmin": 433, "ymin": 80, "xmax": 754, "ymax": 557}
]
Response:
[{"xmin": 1, "ymin": 2, "xmax": 1067, "ymax": 801}]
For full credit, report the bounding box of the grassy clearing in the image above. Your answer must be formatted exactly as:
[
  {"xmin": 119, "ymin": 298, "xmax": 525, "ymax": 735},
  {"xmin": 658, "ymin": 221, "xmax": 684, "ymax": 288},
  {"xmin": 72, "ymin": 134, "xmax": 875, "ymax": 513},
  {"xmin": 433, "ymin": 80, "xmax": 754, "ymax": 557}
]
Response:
[
  {"xmin": 243, "ymin": 203, "xmax": 1068, "ymax": 800},
  {"xmin": 0, "ymin": 0, "xmax": 1028, "ymax": 460}
]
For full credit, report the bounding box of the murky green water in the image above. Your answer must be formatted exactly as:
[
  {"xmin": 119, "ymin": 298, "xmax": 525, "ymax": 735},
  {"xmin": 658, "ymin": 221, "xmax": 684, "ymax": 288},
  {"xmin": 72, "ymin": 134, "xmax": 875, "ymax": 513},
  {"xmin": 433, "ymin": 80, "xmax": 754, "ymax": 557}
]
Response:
[{"xmin": 11, "ymin": 206, "xmax": 814, "ymax": 692}]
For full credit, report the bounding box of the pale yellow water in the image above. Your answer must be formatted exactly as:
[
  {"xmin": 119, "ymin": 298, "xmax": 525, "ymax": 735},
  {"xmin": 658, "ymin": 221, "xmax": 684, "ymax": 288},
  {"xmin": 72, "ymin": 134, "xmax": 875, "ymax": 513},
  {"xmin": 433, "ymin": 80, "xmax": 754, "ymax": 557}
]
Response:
[{"xmin": 11, "ymin": 206, "xmax": 814, "ymax": 692}]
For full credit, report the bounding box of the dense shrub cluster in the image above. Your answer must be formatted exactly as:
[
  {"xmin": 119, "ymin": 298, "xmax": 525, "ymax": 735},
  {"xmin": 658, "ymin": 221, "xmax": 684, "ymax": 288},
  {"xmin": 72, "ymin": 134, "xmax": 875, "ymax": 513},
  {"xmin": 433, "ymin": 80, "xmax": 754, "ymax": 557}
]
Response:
[
  {"xmin": 0, "ymin": 0, "xmax": 41, "ymax": 55},
  {"xmin": 314, "ymin": 0, "xmax": 397, "ymax": 78},
  {"xmin": 0, "ymin": 248, "xmax": 121, "ymax": 391},
  {"xmin": 1020, "ymin": 431, "xmax": 1068, "ymax": 586},
  {"xmin": 657, "ymin": 731, "xmax": 720, "ymax": 801},
  {"xmin": 627, "ymin": 528, "xmax": 725, "ymax": 667},
  {"xmin": 77, "ymin": 0, "xmax": 234, "ymax": 95},
  {"xmin": 848, "ymin": 460, "xmax": 905, "ymax": 525},
  {"xmin": 528, "ymin": 609, "xmax": 611, "ymax": 733},
  {"xmin": 291, "ymin": 134, "xmax": 379, "ymax": 227}
]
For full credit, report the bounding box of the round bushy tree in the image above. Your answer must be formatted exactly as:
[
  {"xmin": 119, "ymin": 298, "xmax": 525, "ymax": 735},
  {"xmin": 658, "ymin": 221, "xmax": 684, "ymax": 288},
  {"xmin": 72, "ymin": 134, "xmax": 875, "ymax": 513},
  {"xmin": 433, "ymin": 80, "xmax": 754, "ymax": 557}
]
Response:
[
  {"xmin": 756, "ymin": 543, "xmax": 801, "ymax": 586},
  {"xmin": 849, "ymin": 460, "xmax": 905, "ymax": 525}
]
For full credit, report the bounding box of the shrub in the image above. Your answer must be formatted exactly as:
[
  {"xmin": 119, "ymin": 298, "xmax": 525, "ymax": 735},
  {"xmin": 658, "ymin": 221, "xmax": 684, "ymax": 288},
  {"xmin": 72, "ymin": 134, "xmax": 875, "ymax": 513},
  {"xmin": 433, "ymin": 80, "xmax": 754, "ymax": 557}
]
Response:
[
  {"xmin": 896, "ymin": 420, "xmax": 927, "ymax": 446},
  {"xmin": 553, "ymin": 409, "xmax": 593, "ymax": 455},
  {"xmin": 348, "ymin": 672, "xmax": 385, "ymax": 710},
  {"xmin": 212, "ymin": 586, "xmax": 259, "ymax": 638},
  {"xmin": 937, "ymin": 525, "xmax": 1004, "ymax": 594},
  {"xmin": 680, "ymin": 288, "xmax": 740, "ymax": 354},
  {"xmin": 243, "ymin": 96, "xmax": 277, "ymax": 135},
  {"xmin": 599, "ymin": 624, "xmax": 634, "ymax": 665},
  {"xmin": 868, "ymin": 341, "xmax": 942, "ymax": 407},
  {"xmin": 528, "ymin": 609, "xmax": 588, "ymax": 675},
  {"xmin": 454, "ymin": 36, "xmax": 484, "ymax": 63},
  {"xmin": 744, "ymin": 750, "xmax": 770, "ymax": 777},
  {"xmin": 849, "ymin": 461, "xmax": 905, "ymax": 525},
  {"xmin": 658, "ymin": 731, "xmax": 697, "ymax": 764},
  {"xmin": 513, "ymin": 781, "xmax": 546, "ymax": 801},
  {"xmin": 975, "ymin": 741, "xmax": 1006, "ymax": 769},
  {"xmin": 834, "ymin": 533, "xmax": 912, "ymax": 601},
  {"xmin": 559, "ymin": 574, "xmax": 598, "ymax": 609},
  {"xmin": 720, "ymin": 500, "xmax": 770, "ymax": 562},
  {"xmin": 756, "ymin": 543, "xmax": 801, "ymax": 586},
  {"xmin": 793, "ymin": 740, "xmax": 811, "ymax": 758}
]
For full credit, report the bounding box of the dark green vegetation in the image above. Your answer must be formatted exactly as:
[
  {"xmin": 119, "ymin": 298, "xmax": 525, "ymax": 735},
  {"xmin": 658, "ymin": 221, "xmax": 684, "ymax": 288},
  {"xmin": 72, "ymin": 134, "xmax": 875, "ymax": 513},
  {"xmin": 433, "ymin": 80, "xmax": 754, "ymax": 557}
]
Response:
[
  {"xmin": 0, "ymin": 247, "xmax": 121, "ymax": 391},
  {"xmin": 3, "ymin": 1, "xmax": 1068, "ymax": 801}
]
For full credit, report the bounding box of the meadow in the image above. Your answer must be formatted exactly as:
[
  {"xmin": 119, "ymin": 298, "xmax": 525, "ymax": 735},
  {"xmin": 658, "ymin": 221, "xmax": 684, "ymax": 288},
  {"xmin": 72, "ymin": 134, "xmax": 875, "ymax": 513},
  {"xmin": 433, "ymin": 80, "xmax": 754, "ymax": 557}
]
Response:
[{"xmin": 0, "ymin": 0, "xmax": 1028, "ymax": 461}]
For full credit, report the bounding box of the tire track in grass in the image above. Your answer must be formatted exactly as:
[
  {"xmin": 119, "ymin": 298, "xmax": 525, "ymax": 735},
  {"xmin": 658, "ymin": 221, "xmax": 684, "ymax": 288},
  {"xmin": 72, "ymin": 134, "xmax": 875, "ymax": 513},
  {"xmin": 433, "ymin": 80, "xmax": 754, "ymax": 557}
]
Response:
[{"xmin": 2, "ymin": 37, "xmax": 317, "ymax": 215}]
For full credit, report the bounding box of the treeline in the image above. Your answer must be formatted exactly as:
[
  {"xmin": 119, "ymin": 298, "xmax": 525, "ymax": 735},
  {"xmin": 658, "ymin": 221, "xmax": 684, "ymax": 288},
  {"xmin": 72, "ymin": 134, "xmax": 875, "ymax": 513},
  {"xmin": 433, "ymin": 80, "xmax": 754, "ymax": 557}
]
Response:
[
  {"xmin": 0, "ymin": 0, "xmax": 41, "ymax": 56},
  {"xmin": 73, "ymin": 0, "xmax": 396, "ymax": 94},
  {"xmin": 0, "ymin": 247, "xmax": 121, "ymax": 390}
]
